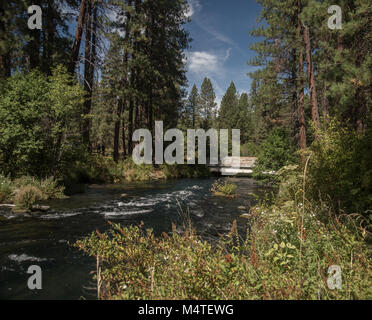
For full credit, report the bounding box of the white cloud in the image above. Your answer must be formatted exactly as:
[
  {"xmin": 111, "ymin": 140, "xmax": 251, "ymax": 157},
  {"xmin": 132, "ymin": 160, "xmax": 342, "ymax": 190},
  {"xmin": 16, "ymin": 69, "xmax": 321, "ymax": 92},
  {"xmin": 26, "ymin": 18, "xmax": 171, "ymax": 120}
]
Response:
[
  {"xmin": 186, "ymin": 0, "xmax": 201, "ymax": 18},
  {"xmin": 223, "ymin": 48, "xmax": 232, "ymax": 61},
  {"xmin": 194, "ymin": 20, "xmax": 235, "ymax": 46},
  {"xmin": 185, "ymin": 5, "xmax": 194, "ymax": 18},
  {"xmin": 188, "ymin": 51, "xmax": 219, "ymax": 74}
]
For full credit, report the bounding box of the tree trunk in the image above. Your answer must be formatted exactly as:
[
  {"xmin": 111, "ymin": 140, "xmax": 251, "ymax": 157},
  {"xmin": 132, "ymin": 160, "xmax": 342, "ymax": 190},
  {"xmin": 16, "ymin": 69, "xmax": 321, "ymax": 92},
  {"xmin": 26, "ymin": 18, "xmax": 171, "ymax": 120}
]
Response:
[
  {"xmin": 128, "ymin": 98, "xmax": 134, "ymax": 155},
  {"xmin": 303, "ymin": 25, "xmax": 320, "ymax": 130},
  {"xmin": 113, "ymin": 99, "xmax": 123, "ymax": 162},
  {"xmin": 82, "ymin": 1, "xmax": 97, "ymax": 147},
  {"xmin": 298, "ymin": 1, "xmax": 306, "ymax": 153},
  {"xmin": 122, "ymin": 116, "xmax": 127, "ymax": 158},
  {"xmin": 69, "ymin": 0, "xmax": 87, "ymax": 75},
  {"xmin": 0, "ymin": 53, "xmax": 11, "ymax": 78},
  {"xmin": 83, "ymin": 0, "xmax": 92, "ymax": 146},
  {"xmin": 291, "ymin": 48, "xmax": 298, "ymax": 142},
  {"xmin": 298, "ymin": 50, "xmax": 307, "ymax": 152}
]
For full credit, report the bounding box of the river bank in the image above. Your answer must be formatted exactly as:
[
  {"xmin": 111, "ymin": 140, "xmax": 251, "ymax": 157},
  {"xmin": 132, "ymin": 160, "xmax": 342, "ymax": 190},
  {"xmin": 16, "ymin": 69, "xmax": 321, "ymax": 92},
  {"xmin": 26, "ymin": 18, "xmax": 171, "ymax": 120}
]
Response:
[{"xmin": 0, "ymin": 157, "xmax": 211, "ymax": 212}]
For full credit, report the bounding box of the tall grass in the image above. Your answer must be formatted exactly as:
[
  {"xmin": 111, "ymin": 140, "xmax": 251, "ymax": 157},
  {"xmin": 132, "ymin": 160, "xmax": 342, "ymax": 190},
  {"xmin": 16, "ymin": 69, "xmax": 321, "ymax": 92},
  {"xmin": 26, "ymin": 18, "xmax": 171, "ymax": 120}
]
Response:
[{"xmin": 0, "ymin": 175, "xmax": 66, "ymax": 209}]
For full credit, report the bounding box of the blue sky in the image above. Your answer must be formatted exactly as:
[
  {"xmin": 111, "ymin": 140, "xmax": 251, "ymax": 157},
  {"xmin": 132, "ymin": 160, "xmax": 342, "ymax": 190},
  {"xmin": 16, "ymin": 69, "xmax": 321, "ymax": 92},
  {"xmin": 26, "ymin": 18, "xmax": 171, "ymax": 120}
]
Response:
[{"xmin": 184, "ymin": 0, "xmax": 263, "ymax": 106}]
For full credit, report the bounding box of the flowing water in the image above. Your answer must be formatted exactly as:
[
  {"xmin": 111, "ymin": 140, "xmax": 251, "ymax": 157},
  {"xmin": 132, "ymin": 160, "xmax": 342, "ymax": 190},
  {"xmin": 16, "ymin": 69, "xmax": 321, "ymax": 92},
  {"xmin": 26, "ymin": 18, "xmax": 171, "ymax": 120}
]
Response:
[{"xmin": 0, "ymin": 177, "xmax": 268, "ymax": 300}]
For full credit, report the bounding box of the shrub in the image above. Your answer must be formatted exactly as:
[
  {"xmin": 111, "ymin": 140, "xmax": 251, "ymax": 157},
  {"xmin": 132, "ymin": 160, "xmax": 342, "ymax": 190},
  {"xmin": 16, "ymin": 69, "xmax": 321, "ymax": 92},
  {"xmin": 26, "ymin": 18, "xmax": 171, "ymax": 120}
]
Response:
[
  {"xmin": 253, "ymin": 127, "xmax": 297, "ymax": 183},
  {"xmin": 12, "ymin": 176, "xmax": 65, "ymax": 200},
  {"xmin": 246, "ymin": 202, "xmax": 372, "ymax": 299},
  {"xmin": 241, "ymin": 142, "xmax": 261, "ymax": 157},
  {"xmin": 276, "ymin": 164, "xmax": 302, "ymax": 203},
  {"xmin": 61, "ymin": 153, "xmax": 124, "ymax": 185},
  {"xmin": 211, "ymin": 179, "xmax": 237, "ymax": 197},
  {"xmin": 13, "ymin": 185, "xmax": 43, "ymax": 209},
  {"xmin": 122, "ymin": 158, "xmax": 153, "ymax": 182},
  {"xmin": 37, "ymin": 177, "xmax": 65, "ymax": 199},
  {"xmin": 0, "ymin": 67, "xmax": 84, "ymax": 178},
  {"xmin": 305, "ymin": 119, "xmax": 372, "ymax": 214},
  {"xmin": 0, "ymin": 174, "xmax": 13, "ymax": 203}
]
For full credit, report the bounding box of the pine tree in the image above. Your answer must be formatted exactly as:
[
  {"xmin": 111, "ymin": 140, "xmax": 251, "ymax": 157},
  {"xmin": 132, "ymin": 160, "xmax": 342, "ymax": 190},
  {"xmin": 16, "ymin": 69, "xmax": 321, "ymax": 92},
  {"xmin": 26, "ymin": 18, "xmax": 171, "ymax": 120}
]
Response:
[
  {"xmin": 182, "ymin": 84, "xmax": 200, "ymax": 129},
  {"xmin": 249, "ymin": 0, "xmax": 308, "ymax": 150},
  {"xmin": 199, "ymin": 78, "xmax": 217, "ymax": 129},
  {"xmin": 249, "ymin": 0, "xmax": 299, "ymax": 139},
  {"xmin": 218, "ymin": 82, "xmax": 239, "ymax": 130},
  {"xmin": 237, "ymin": 92, "xmax": 253, "ymax": 144}
]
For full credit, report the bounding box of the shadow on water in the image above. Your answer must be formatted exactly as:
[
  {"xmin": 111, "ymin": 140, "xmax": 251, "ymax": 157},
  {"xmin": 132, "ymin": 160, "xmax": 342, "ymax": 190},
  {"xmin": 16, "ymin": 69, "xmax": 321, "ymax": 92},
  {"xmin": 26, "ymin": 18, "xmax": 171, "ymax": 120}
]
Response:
[{"xmin": 0, "ymin": 177, "xmax": 269, "ymax": 300}]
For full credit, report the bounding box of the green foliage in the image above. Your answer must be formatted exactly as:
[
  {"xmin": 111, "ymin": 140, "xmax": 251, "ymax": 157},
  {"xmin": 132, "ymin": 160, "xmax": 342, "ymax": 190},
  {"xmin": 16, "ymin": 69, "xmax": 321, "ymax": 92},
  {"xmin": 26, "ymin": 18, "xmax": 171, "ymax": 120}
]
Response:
[
  {"xmin": 276, "ymin": 164, "xmax": 302, "ymax": 203},
  {"xmin": 121, "ymin": 158, "xmax": 154, "ymax": 182},
  {"xmin": 301, "ymin": 0, "xmax": 372, "ymax": 127},
  {"xmin": 62, "ymin": 153, "xmax": 210, "ymax": 185},
  {"xmin": 305, "ymin": 120, "xmax": 372, "ymax": 214},
  {"xmin": 218, "ymin": 82, "xmax": 239, "ymax": 130},
  {"xmin": 180, "ymin": 84, "xmax": 200, "ymax": 129},
  {"xmin": 0, "ymin": 174, "xmax": 13, "ymax": 203},
  {"xmin": 0, "ymin": 0, "xmax": 72, "ymax": 76},
  {"xmin": 217, "ymin": 84, "xmax": 253, "ymax": 147},
  {"xmin": 237, "ymin": 93, "xmax": 254, "ymax": 144},
  {"xmin": 241, "ymin": 142, "xmax": 261, "ymax": 157},
  {"xmin": 249, "ymin": 201, "xmax": 372, "ymax": 299},
  {"xmin": 211, "ymin": 179, "xmax": 237, "ymax": 197},
  {"xmin": 199, "ymin": 78, "xmax": 217, "ymax": 129},
  {"xmin": 253, "ymin": 127, "xmax": 297, "ymax": 182},
  {"xmin": 0, "ymin": 66, "xmax": 84, "ymax": 178},
  {"xmin": 271, "ymin": 119, "xmax": 372, "ymax": 215},
  {"xmin": 0, "ymin": 175, "xmax": 65, "ymax": 208},
  {"xmin": 12, "ymin": 176, "xmax": 65, "ymax": 201}
]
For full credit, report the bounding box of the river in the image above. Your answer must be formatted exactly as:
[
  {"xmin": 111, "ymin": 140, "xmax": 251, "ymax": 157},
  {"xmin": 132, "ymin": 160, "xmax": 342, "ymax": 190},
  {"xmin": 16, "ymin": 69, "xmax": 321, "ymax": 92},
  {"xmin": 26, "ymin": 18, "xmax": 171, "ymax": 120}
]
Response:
[{"xmin": 0, "ymin": 177, "xmax": 268, "ymax": 300}]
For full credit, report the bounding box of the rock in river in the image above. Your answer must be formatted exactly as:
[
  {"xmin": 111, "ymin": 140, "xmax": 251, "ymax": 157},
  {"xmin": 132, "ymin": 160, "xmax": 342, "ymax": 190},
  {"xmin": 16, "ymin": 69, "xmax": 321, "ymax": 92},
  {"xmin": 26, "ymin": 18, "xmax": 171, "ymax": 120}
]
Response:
[{"xmin": 31, "ymin": 205, "xmax": 50, "ymax": 212}]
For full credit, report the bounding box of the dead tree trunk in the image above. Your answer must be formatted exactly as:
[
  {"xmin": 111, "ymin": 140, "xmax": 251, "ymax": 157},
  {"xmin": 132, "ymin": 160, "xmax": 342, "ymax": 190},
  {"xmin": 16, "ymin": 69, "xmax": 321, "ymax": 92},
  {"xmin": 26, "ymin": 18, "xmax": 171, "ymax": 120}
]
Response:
[{"xmin": 69, "ymin": 0, "xmax": 87, "ymax": 75}]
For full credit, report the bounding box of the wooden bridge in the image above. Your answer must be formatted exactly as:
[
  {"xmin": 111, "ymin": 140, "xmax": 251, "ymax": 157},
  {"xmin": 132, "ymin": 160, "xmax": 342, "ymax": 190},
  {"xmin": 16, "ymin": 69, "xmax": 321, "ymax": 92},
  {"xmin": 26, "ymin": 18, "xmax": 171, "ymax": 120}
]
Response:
[{"xmin": 208, "ymin": 157, "xmax": 257, "ymax": 176}]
